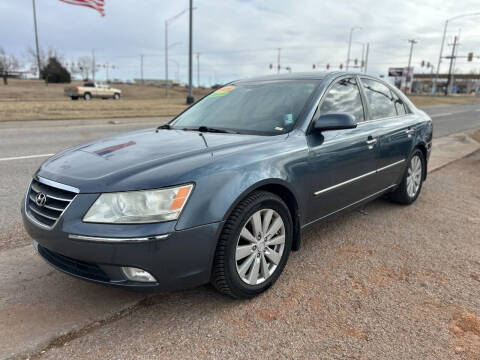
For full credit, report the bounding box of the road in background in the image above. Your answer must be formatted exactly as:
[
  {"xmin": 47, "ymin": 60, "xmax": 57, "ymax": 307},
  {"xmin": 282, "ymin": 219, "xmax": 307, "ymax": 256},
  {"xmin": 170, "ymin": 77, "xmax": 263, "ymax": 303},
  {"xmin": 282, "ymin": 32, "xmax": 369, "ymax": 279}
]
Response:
[{"xmin": 423, "ymin": 103, "xmax": 480, "ymax": 137}]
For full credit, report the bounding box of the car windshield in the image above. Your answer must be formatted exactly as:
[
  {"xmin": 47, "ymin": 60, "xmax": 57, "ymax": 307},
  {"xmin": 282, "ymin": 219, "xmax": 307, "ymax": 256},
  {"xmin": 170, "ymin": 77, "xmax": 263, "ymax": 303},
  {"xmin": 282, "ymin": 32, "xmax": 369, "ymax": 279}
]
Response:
[{"xmin": 171, "ymin": 80, "xmax": 319, "ymax": 135}]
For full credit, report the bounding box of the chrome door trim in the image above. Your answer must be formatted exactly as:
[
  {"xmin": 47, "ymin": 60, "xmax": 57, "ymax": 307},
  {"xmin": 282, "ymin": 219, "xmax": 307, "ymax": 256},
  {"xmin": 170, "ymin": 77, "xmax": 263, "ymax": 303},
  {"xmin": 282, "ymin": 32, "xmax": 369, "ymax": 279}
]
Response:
[
  {"xmin": 314, "ymin": 170, "xmax": 377, "ymax": 196},
  {"xmin": 314, "ymin": 159, "xmax": 405, "ymax": 196},
  {"xmin": 68, "ymin": 233, "xmax": 169, "ymax": 243},
  {"xmin": 376, "ymin": 159, "xmax": 405, "ymax": 172},
  {"xmin": 305, "ymin": 184, "xmax": 397, "ymax": 228}
]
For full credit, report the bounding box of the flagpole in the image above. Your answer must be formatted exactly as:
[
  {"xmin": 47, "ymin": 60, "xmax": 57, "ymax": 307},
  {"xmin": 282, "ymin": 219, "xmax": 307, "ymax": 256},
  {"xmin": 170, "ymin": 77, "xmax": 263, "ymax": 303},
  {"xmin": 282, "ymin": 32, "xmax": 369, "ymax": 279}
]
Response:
[
  {"xmin": 32, "ymin": 0, "xmax": 42, "ymax": 79},
  {"xmin": 186, "ymin": 0, "xmax": 194, "ymax": 104}
]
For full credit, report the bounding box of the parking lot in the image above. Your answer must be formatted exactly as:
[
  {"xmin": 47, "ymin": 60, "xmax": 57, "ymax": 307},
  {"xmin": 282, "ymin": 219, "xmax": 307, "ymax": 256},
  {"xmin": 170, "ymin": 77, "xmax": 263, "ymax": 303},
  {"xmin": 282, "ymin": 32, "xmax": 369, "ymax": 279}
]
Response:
[{"xmin": 1, "ymin": 106, "xmax": 479, "ymax": 359}]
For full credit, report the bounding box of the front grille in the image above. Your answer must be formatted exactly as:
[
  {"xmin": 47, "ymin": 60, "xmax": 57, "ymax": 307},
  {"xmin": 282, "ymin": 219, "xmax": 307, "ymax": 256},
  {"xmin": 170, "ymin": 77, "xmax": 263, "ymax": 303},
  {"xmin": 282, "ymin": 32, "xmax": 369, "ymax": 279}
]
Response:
[
  {"xmin": 26, "ymin": 178, "xmax": 77, "ymax": 228},
  {"xmin": 37, "ymin": 245, "xmax": 110, "ymax": 282}
]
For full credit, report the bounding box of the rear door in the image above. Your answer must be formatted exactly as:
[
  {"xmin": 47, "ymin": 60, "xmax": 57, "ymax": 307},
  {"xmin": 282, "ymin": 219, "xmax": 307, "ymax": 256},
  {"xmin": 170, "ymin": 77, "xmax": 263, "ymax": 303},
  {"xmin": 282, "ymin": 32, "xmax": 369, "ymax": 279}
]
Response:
[
  {"xmin": 305, "ymin": 76, "xmax": 379, "ymax": 224},
  {"xmin": 359, "ymin": 78, "xmax": 416, "ymax": 188}
]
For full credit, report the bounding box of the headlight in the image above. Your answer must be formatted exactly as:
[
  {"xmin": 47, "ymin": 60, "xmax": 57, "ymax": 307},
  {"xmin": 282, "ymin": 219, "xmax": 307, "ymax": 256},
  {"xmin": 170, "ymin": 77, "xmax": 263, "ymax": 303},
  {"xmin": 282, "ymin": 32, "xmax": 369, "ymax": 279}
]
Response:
[{"xmin": 83, "ymin": 184, "xmax": 193, "ymax": 224}]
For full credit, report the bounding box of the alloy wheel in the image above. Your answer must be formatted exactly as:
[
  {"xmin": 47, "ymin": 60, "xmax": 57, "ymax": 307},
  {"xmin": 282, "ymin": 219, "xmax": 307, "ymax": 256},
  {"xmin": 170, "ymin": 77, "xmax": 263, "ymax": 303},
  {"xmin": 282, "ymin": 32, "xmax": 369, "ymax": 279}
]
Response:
[
  {"xmin": 406, "ymin": 155, "xmax": 422, "ymax": 197},
  {"xmin": 235, "ymin": 208, "xmax": 285, "ymax": 285}
]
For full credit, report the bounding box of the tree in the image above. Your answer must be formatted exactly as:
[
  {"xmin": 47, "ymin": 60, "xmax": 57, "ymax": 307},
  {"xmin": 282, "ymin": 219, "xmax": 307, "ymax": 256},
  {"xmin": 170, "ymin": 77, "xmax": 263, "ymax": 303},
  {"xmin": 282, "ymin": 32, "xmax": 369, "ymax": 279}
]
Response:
[
  {"xmin": 76, "ymin": 56, "xmax": 93, "ymax": 80},
  {"xmin": 41, "ymin": 57, "xmax": 71, "ymax": 83},
  {"xmin": 26, "ymin": 47, "xmax": 63, "ymax": 78},
  {"xmin": 0, "ymin": 47, "xmax": 20, "ymax": 85}
]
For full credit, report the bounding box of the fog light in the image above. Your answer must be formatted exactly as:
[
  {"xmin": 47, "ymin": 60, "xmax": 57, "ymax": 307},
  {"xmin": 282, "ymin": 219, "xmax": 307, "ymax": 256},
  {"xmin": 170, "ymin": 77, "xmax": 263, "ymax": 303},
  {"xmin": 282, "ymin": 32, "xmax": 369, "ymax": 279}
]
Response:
[{"xmin": 121, "ymin": 267, "xmax": 157, "ymax": 282}]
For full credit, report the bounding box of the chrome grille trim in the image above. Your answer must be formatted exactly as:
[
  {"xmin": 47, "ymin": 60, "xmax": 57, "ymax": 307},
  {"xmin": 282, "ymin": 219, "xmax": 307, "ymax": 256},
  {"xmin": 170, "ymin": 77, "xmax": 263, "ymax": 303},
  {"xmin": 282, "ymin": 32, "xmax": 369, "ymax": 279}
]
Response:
[{"xmin": 25, "ymin": 177, "xmax": 78, "ymax": 230}]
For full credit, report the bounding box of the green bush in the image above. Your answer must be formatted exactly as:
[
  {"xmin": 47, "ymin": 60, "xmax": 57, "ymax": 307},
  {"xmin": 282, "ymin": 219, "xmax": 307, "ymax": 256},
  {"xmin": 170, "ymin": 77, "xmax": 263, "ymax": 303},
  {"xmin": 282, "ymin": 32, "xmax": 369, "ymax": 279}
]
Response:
[{"xmin": 41, "ymin": 57, "xmax": 71, "ymax": 83}]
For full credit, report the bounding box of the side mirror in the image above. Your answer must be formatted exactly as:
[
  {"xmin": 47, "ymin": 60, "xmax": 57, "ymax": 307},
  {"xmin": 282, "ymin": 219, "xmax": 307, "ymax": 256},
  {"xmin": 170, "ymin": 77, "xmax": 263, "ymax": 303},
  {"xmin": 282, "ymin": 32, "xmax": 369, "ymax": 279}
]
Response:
[{"xmin": 313, "ymin": 113, "xmax": 357, "ymax": 132}]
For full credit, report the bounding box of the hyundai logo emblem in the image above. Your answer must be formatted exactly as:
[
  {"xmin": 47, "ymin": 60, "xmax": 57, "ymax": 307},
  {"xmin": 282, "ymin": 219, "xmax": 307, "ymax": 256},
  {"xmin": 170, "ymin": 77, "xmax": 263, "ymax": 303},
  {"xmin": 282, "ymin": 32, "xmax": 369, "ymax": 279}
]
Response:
[{"xmin": 35, "ymin": 192, "xmax": 47, "ymax": 207}]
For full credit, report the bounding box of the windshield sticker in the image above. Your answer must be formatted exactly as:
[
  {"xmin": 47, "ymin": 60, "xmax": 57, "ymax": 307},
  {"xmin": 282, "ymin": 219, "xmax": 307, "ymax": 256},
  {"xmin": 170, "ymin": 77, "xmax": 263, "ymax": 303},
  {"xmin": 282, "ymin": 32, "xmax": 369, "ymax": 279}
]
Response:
[
  {"xmin": 283, "ymin": 113, "xmax": 293, "ymax": 125},
  {"xmin": 208, "ymin": 85, "xmax": 235, "ymax": 98},
  {"xmin": 275, "ymin": 127, "xmax": 284, "ymax": 131}
]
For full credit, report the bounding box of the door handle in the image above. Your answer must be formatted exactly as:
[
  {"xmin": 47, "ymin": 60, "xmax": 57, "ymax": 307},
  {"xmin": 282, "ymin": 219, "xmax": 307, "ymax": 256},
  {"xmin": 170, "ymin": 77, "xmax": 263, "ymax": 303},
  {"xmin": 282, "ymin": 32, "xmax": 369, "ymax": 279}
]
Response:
[
  {"xmin": 366, "ymin": 137, "xmax": 377, "ymax": 150},
  {"xmin": 406, "ymin": 129, "xmax": 415, "ymax": 137}
]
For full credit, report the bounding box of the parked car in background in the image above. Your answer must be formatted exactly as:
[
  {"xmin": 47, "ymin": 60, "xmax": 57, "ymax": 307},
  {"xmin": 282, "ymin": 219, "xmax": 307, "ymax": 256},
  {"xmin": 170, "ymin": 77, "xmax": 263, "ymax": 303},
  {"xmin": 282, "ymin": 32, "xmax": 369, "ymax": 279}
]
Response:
[
  {"xmin": 64, "ymin": 82, "xmax": 122, "ymax": 100},
  {"xmin": 23, "ymin": 72, "xmax": 432, "ymax": 299}
]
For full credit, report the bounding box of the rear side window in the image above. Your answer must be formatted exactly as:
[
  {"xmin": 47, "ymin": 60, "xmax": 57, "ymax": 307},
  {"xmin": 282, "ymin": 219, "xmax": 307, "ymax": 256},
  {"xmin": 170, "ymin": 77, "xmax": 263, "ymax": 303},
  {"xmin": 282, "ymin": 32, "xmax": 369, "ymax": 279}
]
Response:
[
  {"xmin": 83, "ymin": 83, "xmax": 94, "ymax": 87},
  {"xmin": 319, "ymin": 77, "xmax": 365, "ymax": 122},
  {"xmin": 391, "ymin": 91, "xmax": 407, "ymax": 115},
  {"xmin": 361, "ymin": 78, "xmax": 397, "ymax": 119}
]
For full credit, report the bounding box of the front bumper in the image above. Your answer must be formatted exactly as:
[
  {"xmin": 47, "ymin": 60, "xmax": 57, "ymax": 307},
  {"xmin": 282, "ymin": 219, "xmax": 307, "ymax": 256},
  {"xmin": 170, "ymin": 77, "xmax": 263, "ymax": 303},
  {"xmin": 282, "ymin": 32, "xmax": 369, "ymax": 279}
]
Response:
[{"xmin": 22, "ymin": 204, "xmax": 224, "ymax": 291}]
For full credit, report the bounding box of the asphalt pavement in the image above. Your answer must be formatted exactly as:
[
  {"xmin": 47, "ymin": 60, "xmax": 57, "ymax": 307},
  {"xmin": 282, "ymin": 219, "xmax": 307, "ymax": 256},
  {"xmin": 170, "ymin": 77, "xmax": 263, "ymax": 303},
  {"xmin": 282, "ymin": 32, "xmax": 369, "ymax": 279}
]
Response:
[{"xmin": 0, "ymin": 104, "xmax": 479, "ymax": 359}]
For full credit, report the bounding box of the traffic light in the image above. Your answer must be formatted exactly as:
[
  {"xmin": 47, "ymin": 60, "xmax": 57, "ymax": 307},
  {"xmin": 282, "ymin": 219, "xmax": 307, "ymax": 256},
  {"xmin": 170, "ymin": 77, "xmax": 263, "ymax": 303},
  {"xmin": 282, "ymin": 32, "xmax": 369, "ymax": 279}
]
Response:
[
  {"xmin": 269, "ymin": 64, "xmax": 273, "ymax": 69},
  {"xmin": 354, "ymin": 58, "xmax": 358, "ymax": 66},
  {"xmin": 339, "ymin": 63, "xmax": 343, "ymax": 70},
  {"xmin": 468, "ymin": 52, "xmax": 473, "ymax": 62},
  {"xmin": 426, "ymin": 62, "xmax": 431, "ymax": 68},
  {"xmin": 312, "ymin": 64, "xmax": 316, "ymax": 69},
  {"xmin": 326, "ymin": 63, "xmax": 330, "ymax": 70},
  {"xmin": 421, "ymin": 60, "xmax": 425, "ymax": 67}
]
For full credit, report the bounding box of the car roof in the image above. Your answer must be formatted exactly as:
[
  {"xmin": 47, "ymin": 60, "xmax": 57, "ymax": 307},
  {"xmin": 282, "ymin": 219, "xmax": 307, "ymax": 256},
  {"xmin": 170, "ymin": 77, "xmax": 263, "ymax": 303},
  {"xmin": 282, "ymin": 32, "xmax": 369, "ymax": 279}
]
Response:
[{"xmin": 232, "ymin": 71, "xmax": 357, "ymax": 84}]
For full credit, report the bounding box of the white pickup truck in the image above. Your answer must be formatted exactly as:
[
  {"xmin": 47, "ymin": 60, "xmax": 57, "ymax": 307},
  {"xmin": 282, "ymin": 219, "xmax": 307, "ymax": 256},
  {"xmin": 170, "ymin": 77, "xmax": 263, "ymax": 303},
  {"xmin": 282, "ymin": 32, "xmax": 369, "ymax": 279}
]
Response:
[{"xmin": 64, "ymin": 82, "xmax": 122, "ymax": 100}]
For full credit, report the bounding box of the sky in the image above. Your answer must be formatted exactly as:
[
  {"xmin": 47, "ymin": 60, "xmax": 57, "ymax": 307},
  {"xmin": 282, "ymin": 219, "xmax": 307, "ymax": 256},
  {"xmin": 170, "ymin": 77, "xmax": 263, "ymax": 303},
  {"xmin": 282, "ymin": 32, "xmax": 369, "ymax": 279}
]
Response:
[{"xmin": 1, "ymin": 0, "xmax": 480, "ymax": 86}]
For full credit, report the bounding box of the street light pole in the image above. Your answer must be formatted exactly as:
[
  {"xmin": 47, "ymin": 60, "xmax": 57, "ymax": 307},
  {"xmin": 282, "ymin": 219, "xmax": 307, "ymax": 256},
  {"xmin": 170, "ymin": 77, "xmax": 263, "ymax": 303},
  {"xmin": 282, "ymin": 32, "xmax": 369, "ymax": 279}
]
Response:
[
  {"xmin": 165, "ymin": 20, "xmax": 168, "ymax": 96},
  {"xmin": 165, "ymin": 7, "xmax": 191, "ymax": 97},
  {"xmin": 140, "ymin": 54, "xmax": 144, "ymax": 85},
  {"xmin": 433, "ymin": 12, "xmax": 480, "ymax": 94},
  {"xmin": 196, "ymin": 52, "xmax": 200, "ymax": 87},
  {"xmin": 32, "ymin": 0, "xmax": 42, "ymax": 79},
  {"xmin": 346, "ymin": 27, "xmax": 361, "ymax": 71},
  {"xmin": 186, "ymin": 0, "xmax": 194, "ymax": 104}
]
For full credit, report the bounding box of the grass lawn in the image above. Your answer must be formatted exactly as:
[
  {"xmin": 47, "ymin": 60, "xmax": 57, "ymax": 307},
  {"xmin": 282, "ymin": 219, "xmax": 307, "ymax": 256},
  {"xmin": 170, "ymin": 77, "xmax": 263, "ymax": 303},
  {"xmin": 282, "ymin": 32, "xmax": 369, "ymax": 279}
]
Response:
[{"xmin": 0, "ymin": 79, "xmax": 478, "ymax": 121}]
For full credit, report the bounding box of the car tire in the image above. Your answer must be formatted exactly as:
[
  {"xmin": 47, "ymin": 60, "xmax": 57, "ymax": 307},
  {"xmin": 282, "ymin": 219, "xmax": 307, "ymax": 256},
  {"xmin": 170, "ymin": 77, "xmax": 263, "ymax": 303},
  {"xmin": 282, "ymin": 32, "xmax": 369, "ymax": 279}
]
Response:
[
  {"xmin": 388, "ymin": 149, "xmax": 425, "ymax": 205},
  {"xmin": 113, "ymin": 93, "xmax": 120, "ymax": 100},
  {"xmin": 84, "ymin": 93, "xmax": 92, "ymax": 101},
  {"xmin": 211, "ymin": 191, "xmax": 293, "ymax": 299},
  {"xmin": 71, "ymin": 96, "xmax": 78, "ymax": 100}
]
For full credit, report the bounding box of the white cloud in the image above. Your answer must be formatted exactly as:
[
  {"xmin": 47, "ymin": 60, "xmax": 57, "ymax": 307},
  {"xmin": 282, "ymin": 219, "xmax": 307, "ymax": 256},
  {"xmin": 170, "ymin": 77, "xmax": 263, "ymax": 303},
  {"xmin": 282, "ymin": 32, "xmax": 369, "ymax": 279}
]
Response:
[{"xmin": 1, "ymin": 0, "xmax": 479, "ymax": 84}]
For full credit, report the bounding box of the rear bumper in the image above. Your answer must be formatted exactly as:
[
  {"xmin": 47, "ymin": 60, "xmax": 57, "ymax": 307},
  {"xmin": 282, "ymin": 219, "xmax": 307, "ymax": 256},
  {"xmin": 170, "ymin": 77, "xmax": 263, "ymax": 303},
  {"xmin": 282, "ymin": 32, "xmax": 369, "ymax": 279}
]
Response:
[{"xmin": 22, "ymin": 204, "xmax": 224, "ymax": 291}]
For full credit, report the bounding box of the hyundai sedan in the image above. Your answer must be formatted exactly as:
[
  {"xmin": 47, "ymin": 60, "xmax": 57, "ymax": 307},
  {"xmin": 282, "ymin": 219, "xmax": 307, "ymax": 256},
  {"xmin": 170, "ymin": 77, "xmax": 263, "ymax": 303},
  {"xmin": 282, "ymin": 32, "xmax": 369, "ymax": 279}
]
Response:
[{"xmin": 22, "ymin": 72, "xmax": 432, "ymax": 298}]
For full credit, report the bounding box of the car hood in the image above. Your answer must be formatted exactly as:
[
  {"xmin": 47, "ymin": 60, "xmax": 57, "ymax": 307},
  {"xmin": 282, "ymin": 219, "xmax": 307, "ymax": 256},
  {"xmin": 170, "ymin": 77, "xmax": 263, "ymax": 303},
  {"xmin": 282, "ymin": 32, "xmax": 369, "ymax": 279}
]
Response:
[{"xmin": 38, "ymin": 128, "xmax": 282, "ymax": 193}]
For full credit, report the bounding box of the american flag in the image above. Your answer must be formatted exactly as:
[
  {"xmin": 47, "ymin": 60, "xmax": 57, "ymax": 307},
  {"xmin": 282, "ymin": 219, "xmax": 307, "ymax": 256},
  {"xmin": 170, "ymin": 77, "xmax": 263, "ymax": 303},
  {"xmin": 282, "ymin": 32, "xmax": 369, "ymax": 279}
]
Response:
[{"xmin": 59, "ymin": 0, "xmax": 105, "ymax": 17}]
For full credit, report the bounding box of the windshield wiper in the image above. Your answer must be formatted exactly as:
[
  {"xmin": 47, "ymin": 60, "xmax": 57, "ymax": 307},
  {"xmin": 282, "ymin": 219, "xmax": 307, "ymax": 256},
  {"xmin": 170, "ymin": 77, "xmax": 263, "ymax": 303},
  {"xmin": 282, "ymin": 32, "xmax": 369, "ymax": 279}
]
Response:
[
  {"xmin": 197, "ymin": 126, "xmax": 237, "ymax": 134},
  {"xmin": 156, "ymin": 123, "xmax": 171, "ymax": 130}
]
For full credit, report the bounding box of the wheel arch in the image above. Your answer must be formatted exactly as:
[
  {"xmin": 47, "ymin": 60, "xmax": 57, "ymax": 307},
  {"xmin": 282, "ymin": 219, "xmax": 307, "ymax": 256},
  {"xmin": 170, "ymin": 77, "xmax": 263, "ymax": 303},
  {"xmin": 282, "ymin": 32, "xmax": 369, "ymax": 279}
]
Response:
[
  {"xmin": 414, "ymin": 142, "xmax": 428, "ymax": 180},
  {"xmin": 221, "ymin": 179, "xmax": 302, "ymax": 252}
]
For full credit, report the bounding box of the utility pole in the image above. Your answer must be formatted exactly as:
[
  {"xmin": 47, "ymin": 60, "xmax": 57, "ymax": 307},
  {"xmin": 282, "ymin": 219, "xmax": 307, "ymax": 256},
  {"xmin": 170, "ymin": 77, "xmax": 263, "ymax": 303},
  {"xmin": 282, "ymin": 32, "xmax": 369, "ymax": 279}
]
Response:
[
  {"xmin": 406, "ymin": 39, "xmax": 418, "ymax": 93},
  {"xmin": 450, "ymin": 30, "xmax": 461, "ymax": 94},
  {"xmin": 140, "ymin": 54, "xmax": 144, "ymax": 85},
  {"xmin": 277, "ymin": 48, "xmax": 281, "ymax": 74},
  {"xmin": 364, "ymin": 43, "xmax": 370, "ymax": 73},
  {"xmin": 361, "ymin": 43, "xmax": 365, "ymax": 72},
  {"xmin": 92, "ymin": 49, "xmax": 96, "ymax": 82},
  {"xmin": 433, "ymin": 13, "xmax": 480, "ymax": 95},
  {"xmin": 446, "ymin": 35, "xmax": 458, "ymax": 95},
  {"xmin": 186, "ymin": 0, "xmax": 194, "ymax": 104},
  {"xmin": 165, "ymin": 20, "xmax": 168, "ymax": 96},
  {"xmin": 346, "ymin": 27, "xmax": 361, "ymax": 71},
  {"xmin": 32, "ymin": 0, "xmax": 41, "ymax": 79},
  {"xmin": 196, "ymin": 52, "xmax": 200, "ymax": 87}
]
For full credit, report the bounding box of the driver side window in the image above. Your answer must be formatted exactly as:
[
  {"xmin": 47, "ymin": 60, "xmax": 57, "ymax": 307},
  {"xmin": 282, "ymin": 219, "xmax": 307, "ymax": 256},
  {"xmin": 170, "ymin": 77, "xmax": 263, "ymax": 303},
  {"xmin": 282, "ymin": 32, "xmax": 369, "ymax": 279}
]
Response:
[{"xmin": 319, "ymin": 78, "xmax": 365, "ymax": 122}]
